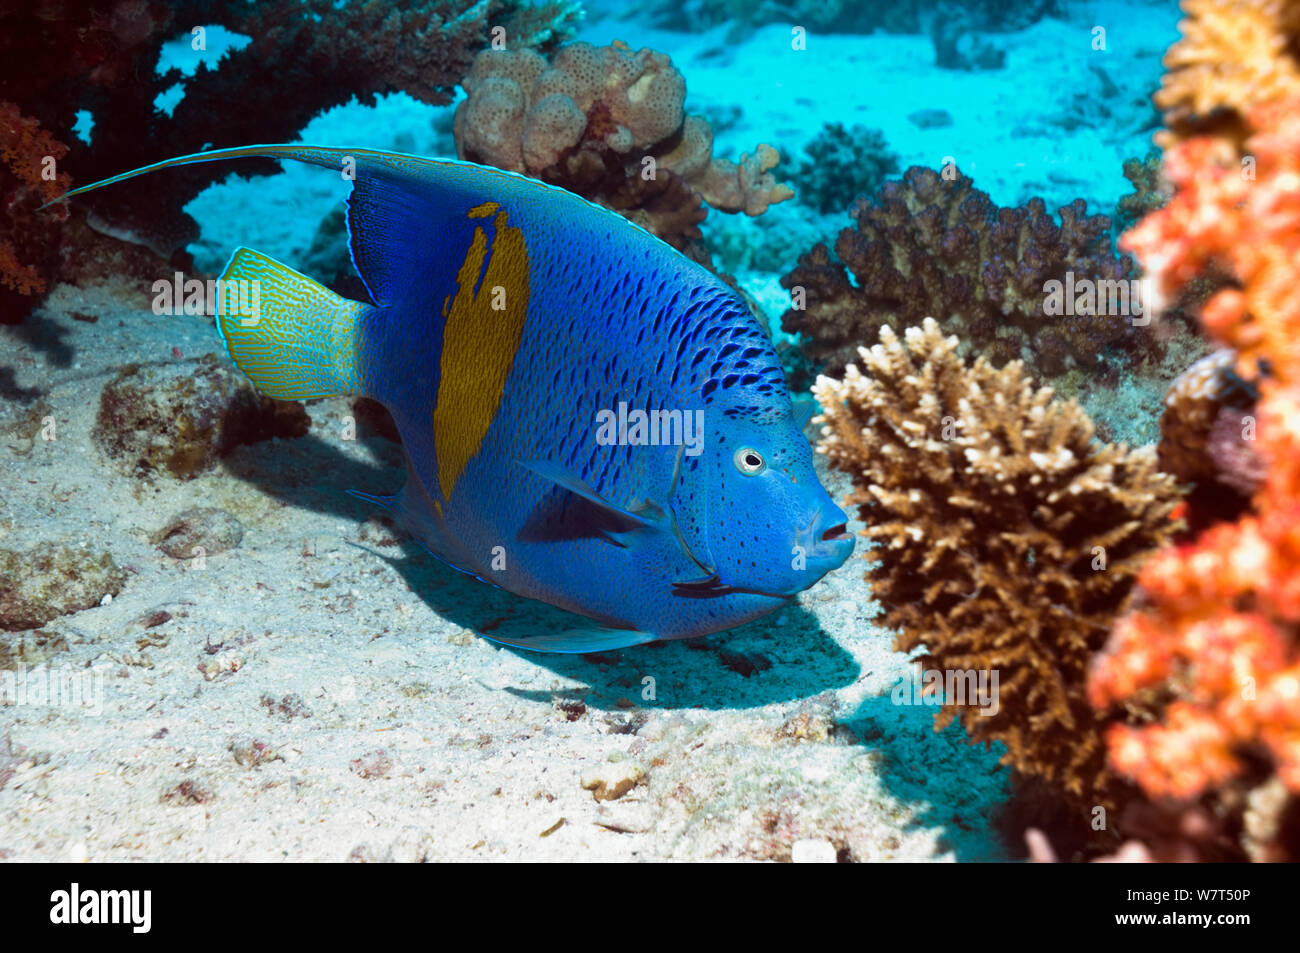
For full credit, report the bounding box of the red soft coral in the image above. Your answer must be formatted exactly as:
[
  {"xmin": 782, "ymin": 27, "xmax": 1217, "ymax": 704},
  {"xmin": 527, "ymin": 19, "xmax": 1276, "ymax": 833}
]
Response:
[
  {"xmin": 0, "ymin": 100, "xmax": 71, "ymax": 202},
  {"xmin": 0, "ymin": 101, "xmax": 71, "ymax": 300}
]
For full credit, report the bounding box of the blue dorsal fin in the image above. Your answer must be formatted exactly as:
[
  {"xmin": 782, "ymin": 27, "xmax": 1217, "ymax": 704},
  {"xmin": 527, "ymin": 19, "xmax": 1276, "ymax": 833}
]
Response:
[
  {"xmin": 43, "ymin": 144, "xmax": 372, "ymax": 209},
  {"xmin": 344, "ymin": 169, "xmax": 446, "ymax": 308},
  {"xmin": 43, "ymin": 142, "xmax": 689, "ymax": 321},
  {"xmin": 44, "ymin": 144, "xmax": 527, "ymax": 311}
]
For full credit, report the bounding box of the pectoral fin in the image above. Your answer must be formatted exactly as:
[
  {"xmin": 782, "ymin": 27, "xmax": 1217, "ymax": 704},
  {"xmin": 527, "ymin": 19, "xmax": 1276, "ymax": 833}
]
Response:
[
  {"xmin": 520, "ymin": 456, "xmax": 715, "ymax": 579},
  {"xmin": 518, "ymin": 459, "xmax": 662, "ymax": 528},
  {"xmin": 672, "ymin": 573, "xmax": 727, "ymax": 597}
]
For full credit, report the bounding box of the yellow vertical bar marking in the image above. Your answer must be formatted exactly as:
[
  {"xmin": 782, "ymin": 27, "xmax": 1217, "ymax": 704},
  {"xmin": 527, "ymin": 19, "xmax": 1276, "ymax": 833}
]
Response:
[{"xmin": 432, "ymin": 206, "xmax": 530, "ymax": 502}]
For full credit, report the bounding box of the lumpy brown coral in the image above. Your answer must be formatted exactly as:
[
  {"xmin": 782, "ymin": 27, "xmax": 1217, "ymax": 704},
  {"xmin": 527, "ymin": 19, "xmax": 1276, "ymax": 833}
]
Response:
[
  {"xmin": 813, "ymin": 318, "xmax": 1181, "ymax": 808},
  {"xmin": 781, "ymin": 166, "xmax": 1140, "ymax": 385},
  {"xmin": 454, "ymin": 41, "xmax": 793, "ymax": 264}
]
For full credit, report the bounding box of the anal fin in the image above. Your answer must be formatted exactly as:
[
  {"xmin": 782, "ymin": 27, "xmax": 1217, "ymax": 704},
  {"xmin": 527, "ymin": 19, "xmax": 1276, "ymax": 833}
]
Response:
[{"xmin": 478, "ymin": 626, "xmax": 658, "ymax": 654}]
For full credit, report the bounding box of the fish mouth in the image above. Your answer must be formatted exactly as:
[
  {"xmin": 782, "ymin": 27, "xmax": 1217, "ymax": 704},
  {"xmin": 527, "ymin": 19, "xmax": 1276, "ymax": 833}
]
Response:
[
  {"xmin": 820, "ymin": 522, "xmax": 851, "ymax": 543},
  {"xmin": 800, "ymin": 508, "xmax": 855, "ymax": 564},
  {"xmin": 671, "ymin": 512, "xmax": 854, "ymax": 601}
]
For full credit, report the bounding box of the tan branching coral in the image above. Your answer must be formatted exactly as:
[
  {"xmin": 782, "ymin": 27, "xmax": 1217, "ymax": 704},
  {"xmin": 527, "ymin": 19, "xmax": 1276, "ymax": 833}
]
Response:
[
  {"xmin": 814, "ymin": 319, "xmax": 1182, "ymax": 805},
  {"xmin": 455, "ymin": 41, "xmax": 792, "ymax": 261},
  {"xmin": 1155, "ymin": 0, "xmax": 1300, "ymax": 150}
]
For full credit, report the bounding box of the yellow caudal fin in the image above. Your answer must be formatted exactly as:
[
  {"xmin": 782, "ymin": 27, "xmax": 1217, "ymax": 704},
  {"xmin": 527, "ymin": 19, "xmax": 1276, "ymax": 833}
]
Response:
[{"xmin": 215, "ymin": 247, "xmax": 368, "ymax": 399}]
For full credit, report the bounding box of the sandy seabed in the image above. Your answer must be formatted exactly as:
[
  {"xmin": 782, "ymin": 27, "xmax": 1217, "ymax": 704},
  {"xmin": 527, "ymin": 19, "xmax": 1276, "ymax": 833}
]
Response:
[{"xmin": 0, "ymin": 284, "xmax": 1008, "ymax": 862}]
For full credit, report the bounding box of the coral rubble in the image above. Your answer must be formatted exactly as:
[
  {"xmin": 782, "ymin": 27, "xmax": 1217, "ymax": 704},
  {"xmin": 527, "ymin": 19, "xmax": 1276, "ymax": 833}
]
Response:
[
  {"xmin": 813, "ymin": 319, "xmax": 1181, "ymax": 809},
  {"xmin": 151, "ymin": 507, "xmax": 245, "ymax": 560},
  {"xmin": 782, "ymin": 166, "xmax": 1140, "ymax": 383},
  {"xmin": 94, "ymin": 354, "xmax": 309, "ymax": 480},
  {"xmin": 0, "ymin": 543, "xmax": 126, "ymax": 632}
]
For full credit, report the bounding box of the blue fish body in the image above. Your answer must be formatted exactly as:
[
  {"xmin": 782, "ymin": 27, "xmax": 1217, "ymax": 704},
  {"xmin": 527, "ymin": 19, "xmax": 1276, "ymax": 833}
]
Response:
[{"xmin": 57, "ymin": 145, "xmax": 854, "ymax": 652}]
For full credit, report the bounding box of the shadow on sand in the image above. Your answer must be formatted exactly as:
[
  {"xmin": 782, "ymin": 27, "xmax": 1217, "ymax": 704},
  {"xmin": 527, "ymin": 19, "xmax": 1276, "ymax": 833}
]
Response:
[
  {"xmin": 220, "ymin": 424, "xmax": 861, "ymax": 711},
  {"xmin": 842, "ymin": 689, "xmax": 1012, "ymax": 861},
  {"xmin": 219, "ymin": 412, "xmax": 1008, "ymax": 858}
]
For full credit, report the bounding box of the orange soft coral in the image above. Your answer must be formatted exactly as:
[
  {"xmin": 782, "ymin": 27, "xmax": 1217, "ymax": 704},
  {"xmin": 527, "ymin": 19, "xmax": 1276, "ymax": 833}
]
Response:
[
  {"xmin": 1155, "ymin": 0, "xmax": 1300, "ymax": 150},
  {"xmin": 1092, "ymin": 96, "xmax": 1300, "ymax": 812},
  {"xmin": 1129, "ymin": 99, "xmax": 1300, "ymax": 383}
]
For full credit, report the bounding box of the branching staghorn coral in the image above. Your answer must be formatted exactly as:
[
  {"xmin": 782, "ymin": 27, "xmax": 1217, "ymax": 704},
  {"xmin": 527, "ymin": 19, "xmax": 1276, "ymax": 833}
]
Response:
[
  {"xmin": 781, "ymin": 166, "xmax": 1140, "ymax": 384},
  {"xmin": 814, "ymin": 318, "xmax": 1181, "ymax": 810},
  {"xmin": 454, "ymin": 41, "xmax": 793, "ymax": 265},
  {"xmin": 1090, "ymin": 94, "xmax": 1300, "ymax": 860}
]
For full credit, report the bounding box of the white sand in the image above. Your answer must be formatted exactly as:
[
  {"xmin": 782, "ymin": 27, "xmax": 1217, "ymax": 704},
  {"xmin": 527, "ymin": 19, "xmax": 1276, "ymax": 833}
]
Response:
[{"xmin": 0, "ymin": 285, "xmax": 1007, "ymax": 861}]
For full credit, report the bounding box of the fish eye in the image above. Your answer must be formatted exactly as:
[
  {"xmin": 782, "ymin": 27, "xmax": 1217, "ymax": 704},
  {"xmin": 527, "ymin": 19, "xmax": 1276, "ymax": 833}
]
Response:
[{"xmin": 734, "ymin": 447, "xmax": 766, "ymax": 475}]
